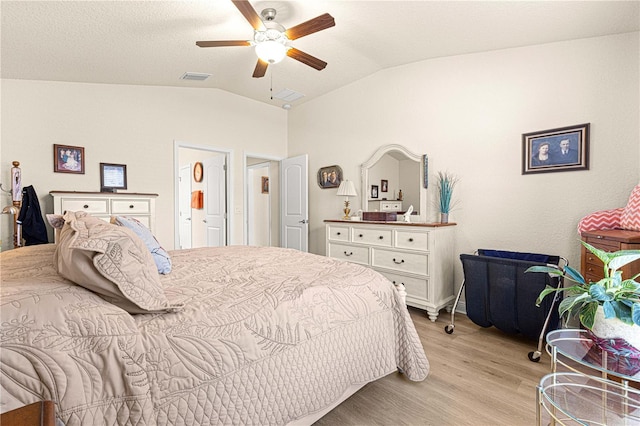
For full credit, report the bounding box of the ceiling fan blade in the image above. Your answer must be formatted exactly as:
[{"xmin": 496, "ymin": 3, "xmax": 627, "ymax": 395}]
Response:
[
  {"xmin": 285, "ymin": 13, "xmax": 335, "ymax": 40},
  {"xmin": 232, "ymin": 0, "xmax": 264, "ymax": 31},
  {"xmin": 196, "ymin": 40, "xmax": 251, "ymax": 48},
  {"xmin": 253, "ymin": 59, "xmax": 269, "ymax": 78},
  {"xmin": 287, "ymin": 48, "xmax": 327, "ymax": 71}
]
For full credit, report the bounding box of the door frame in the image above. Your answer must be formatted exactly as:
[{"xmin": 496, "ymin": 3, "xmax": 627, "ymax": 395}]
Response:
[
  {"xmin": 174, "ymin": 141, "xmax": 233, "ymax": 249},
  {"xmin": 243, "ymin": 152, "xmax": 283, "ymax": 246}
]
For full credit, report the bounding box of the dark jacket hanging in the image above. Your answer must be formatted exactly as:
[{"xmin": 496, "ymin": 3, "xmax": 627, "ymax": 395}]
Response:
[{"xmin": 17, "ymin": 185, "xmax": 48, "ymax": 245}]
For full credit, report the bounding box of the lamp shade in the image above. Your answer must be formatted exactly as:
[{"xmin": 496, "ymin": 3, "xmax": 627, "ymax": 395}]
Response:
[
  {"xmin": 336, "ymin": 180, "xmax": 357, "ymax": 197},
  {"xmin": 255, "ymin": 41, "xmax": 287, "ymax": 64}
]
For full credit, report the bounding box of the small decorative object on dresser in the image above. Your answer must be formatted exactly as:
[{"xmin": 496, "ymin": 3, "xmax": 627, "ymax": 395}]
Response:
[
  {"xmin": 336, "ymin": 179, "xmax": 357, "ymax": 219},
  {"xmin": 435, "ymin": 171, "xmax": 458, "ymax": 224},
  {"xmin": 53, "ymin": 144, "xmax": 84, "ymax": 174},
  {"xmin": 100, "ymin": 163, "xmax": 127, "ymax": 193}
]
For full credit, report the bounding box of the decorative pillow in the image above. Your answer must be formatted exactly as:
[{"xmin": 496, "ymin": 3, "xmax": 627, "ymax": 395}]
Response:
[
  {"xmin": 110, "ymin": 216, "xmax": 172, "ymax": 274},
  {"xmin": 54, "ymin": 211, "xmax": 181, "ymax": 314},
  {"xmin": 620, "ymin": 184, "xmax": 640, "ymax": 231},
  {"xmin": 577, "ymin": 208, "xmax": 623, "ymax": 234},
  {"xmin": 46, "ymin": 214, "xmax": 65, "ymax": 229}
]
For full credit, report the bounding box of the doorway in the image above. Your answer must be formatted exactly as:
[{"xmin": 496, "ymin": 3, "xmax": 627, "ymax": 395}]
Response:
[
  {"xmin": 244, "ymin": 155, "xmax": 280, "ymax": 247},
  {"xmin": 174, "ymin": 142, "xmax": 231, "ymax": 249}
]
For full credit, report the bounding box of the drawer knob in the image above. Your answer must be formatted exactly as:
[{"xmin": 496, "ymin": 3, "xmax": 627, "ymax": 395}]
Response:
[
  {"xmin": 344, "ymin": 251, "xmax": 353, "ymax": 257},
  {"xmin": 409, "ymin": 238, "xmax": 414, "ymax": 242},
  {"xmin": 129, "ymin": 205, "xmax": 134, "ymax": 209},
  {"xmin": 392, "ymin": 258, "xmax": 404, "ymax": 265},
  {"xmin": 596, "ymin": 236, "xmax": 603, "ymax": 239},
  {"xmin": 358, "ymin": 234, "xmax": 363, "ymax": 238},
  {"xmin": 337, "ymin": 232, "xmax": 341, "ymax": 236},
  {"xmin": 378, "ymin": 236, "xmax": 384, "ymax": 240},
  {"xmin": 83, "ymin": 204, "xmax": 89, "ymax": 209}
]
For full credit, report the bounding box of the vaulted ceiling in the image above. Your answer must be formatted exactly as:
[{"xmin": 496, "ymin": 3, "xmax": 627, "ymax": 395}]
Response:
[{"xmin": 2, "ymin": 1, "xmax": 638, "ymax": 108}]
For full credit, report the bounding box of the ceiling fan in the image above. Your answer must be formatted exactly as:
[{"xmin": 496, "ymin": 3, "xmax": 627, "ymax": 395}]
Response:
[{"xmin": 196, "ymin": 0, "xmax": 335, "ymax": 78}]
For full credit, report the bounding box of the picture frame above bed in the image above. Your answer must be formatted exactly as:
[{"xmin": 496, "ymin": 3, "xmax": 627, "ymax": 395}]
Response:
[
  {"xmin": 100, "ymin": 163, "xmax": 127, "ymax": 193},
  {"xmin": 522, "ymin": 123, "xmax": 590, "ymax": 175},
  {"xmin": 53, "ymin": 144, "xmax": 85, "ymax": 174}
]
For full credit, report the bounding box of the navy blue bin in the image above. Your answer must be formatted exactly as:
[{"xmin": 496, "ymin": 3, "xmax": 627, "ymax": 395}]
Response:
[{"xmin": 460, "ymin": 249, "xmax": 561, "ymax": 340}]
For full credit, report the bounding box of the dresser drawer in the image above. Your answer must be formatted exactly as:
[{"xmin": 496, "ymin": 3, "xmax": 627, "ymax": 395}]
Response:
[
  {"xmin": 372, "ymin": 248, "xmax": 428, "ymax": 276},
  {"xmin": 327, "ymin": 243, "xmax": 369, "ymax": 265},
  {"xmin": 352, "ymin": 227, "xmax": 392, "ymax": 247},
  {"xmin": 327, "ymin": 225, "xmax": 350, "ymax": 242},
  {"xmin": 60, "ymin": 198, "xmax": 109, "ymax": 214},
  {"xmin": 395, "ymin": 230, "xmax": 429, "ymax": 251},
  {"xmin": 380, "ymin": 202, "xmax": 402, "ymax": 212},
  {"xmin": 111, "ymin": 199, "xmax": 151, "ymax": 214},
  {"xmin": 379, "ymin": 271, "xmax": 428, "ymax": 300}
]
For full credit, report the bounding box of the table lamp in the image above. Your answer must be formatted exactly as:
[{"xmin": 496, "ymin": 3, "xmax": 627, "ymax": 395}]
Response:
[{"xmin": 336, "ymin": 180, "xmax": 357, "ymax": 219}]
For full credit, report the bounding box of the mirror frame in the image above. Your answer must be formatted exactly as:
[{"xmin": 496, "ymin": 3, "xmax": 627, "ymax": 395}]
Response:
[{"xmin": 360, "ymin": 144, "xmax": 429, "ymax": 222}]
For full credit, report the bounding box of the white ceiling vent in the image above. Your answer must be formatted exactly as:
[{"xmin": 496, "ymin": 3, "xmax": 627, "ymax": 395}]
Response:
[
  {"xmin": 273, "ymin": 89, "xmax": 304, "ymax": 102},
  {"xmin": 180, "ymin": 72, "xmax": 211, "ymax": 81}
]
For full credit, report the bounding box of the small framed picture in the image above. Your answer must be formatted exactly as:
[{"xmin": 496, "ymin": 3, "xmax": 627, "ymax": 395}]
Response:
[
  {"xmin": 100, "ymin": 163, "xmax": 127, "ymax": 193},
  {"xmin": 262, "ymin": 176, "xmax": 269, "ymax": 194},
  {"xmin": 522, "ymin": 123, "xmax": 590, "ymax": 175},
  {"xmin": 371, "ymin": 185, "xmax": 379, "ymax": 199},
  {"xmin": 381, "ymin": 180, "xmax": 388, "ymax": 192},
  {"xmin": 53, "ymin": 144, "xmax": 85, "ymax": 174},
  {"xmin": 317, "ymin": 165, "xmax": 343, "ymax": 189}
]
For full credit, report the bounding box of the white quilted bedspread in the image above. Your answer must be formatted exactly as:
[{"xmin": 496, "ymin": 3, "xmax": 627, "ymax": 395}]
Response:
[{"xmin": 0, "ymin": 244, "xmax": 429, "ymax": 425}]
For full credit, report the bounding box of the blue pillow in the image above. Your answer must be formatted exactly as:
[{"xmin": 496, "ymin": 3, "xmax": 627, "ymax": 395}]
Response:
[{"xmin": 111, "ymin": 216, "xmax": 172, "ymax": 274}]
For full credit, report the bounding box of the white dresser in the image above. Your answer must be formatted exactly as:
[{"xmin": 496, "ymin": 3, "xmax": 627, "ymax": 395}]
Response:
[
  {"xmin": 50, "ymin": 191, "xmax": 158, "ymax": 233},
  {"xmin": 368, "ymin": 200, "xmax": 403, "ymax": 212},
  {"xmin": 325, "ymin": 220, "xmax": 455, "ymax": 321}
]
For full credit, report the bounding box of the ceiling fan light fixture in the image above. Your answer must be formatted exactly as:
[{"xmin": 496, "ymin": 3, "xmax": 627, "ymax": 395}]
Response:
[{"xmin": 255, "ymin": 40, "xmax": 287, "ymax": 64}]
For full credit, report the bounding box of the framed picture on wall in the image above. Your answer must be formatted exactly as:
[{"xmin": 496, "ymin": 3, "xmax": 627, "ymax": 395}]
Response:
[
  {"xmin": 381, "ymin": 180, "xmax": 388, "ymax": 192},
  {"xmin": 371, "ymin": 185, "xmax": 379, "ymax": 199},
  {"xmin": 262, "ymin": 176, "xmax": 269, "ymax": 194},
  {"xmin": 522, "ymin": 123, "xmax": 589, "ymax": 175},
  {"xmin": 53, "ymin": 144, "xmax": 85, "ymax": 174},
  {"xmin": 100, "ymin": 163, "xmax": 127, "ymax": 193},
  {"xmin": 317, "ymin": 165, "xmax": 343, "ymax": 189}
]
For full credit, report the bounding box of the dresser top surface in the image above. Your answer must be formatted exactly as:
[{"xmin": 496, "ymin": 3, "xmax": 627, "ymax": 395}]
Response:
[
  {"xmin": 581, "ymin": 228, "xmax": 640, "ymax": 243},
  {"xmin": 50, "ymin": 191, "xmax": 158, "ymax": 197},
  {"xmin": 324, "ymin": 219, "xmax": 456, "ymax": 228}
]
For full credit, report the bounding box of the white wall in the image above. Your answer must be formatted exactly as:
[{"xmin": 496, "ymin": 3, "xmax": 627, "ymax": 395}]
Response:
[
  {"xmin": 0, "ymin": 80, "xmax": 288, "ymax": 248},
  {"xmin": 288, "ymin": 33, "xmax": 640, "ymax": 289}
]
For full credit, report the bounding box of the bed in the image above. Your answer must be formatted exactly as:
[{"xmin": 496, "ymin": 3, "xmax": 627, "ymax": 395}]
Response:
[{"xmin": 0, "ymin": 211, "xmax": 429, "ymax": 425}]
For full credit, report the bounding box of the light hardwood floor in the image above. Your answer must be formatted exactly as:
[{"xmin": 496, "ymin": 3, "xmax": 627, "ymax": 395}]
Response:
[{"xmin": 314, "ymin": 307, "xmax": 551, "ymax": 425}]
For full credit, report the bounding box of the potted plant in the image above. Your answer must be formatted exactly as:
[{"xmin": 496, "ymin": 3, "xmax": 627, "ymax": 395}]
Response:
[
  {"xmin": 435, "ymin": 171, "xmax": 458, "ymax": 223},
  {"xmin": 527, "ymin": 241, "xmax": 640, "ymax": 351}
]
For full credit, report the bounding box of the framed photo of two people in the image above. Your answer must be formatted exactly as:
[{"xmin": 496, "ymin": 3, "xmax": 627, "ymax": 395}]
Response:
[{"xmin": 522, "ymin": 123, "xmax": 589, "ymax": 175}]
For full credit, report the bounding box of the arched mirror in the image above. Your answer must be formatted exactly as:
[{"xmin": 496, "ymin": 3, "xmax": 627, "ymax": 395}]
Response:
[{"xmin": 361, "ymin": 144, "xmax": 429, "ymax": 222}]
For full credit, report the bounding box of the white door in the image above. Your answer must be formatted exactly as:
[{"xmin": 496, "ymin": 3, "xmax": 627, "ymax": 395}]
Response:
[
  {"xmin": 280, "ymin": 154, "xmax": 308, "ymax": 252},
  {"xmin": 204, "ymin": 155, "xmax": 227, "ymax": 247},
  {"xmin": 178, "ymin": 165, "xmax": 192, "ymax": 249}
]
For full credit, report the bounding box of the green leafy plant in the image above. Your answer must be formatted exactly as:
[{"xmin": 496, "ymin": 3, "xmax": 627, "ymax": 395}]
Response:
[
  {"xmin": 436, "ymin": 171, "xmax": 459, "ymax": 214},
  {"xmin": 526, "ymin": 241, "xmax": 640, "ymax": 330}
]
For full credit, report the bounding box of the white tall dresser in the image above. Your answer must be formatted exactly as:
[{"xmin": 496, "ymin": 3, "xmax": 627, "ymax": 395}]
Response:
[{"xmin": 325, "ymin": 219, "xmax": 456, "ymax": 321}]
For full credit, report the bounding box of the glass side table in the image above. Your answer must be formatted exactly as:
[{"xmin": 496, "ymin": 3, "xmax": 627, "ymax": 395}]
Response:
[
  {"xmin": 546, "ymin": 329, "xmax": 640, "ymax": 386},
  {"xmin": 537, "ymin": 372, "xmax": 640, "ymax": 425}
]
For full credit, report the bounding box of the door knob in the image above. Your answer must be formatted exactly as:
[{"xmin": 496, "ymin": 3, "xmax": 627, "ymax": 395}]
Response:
[{"xmin": 299, "ymin": 219, "xmax": 309, "ymax": 224}]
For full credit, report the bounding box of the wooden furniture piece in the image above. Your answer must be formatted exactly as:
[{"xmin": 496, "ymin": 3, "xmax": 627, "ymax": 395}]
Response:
[
  {"xmin": 325, "ymin": 219, "xmax": 456, "ymax": 321},
  {"xmin": 580, "ymin": 229, "xmax": 640, "ymax": 283},
  {"xmin": 367, "ymin": 200, "xmax": 403, "ymax": 212},
  {"xmin": 0, "ymin": 401, "xmax": 55, "ymax": 426},
  {"xmin": 50, "ymin": 191, "xmax": 158, "ymax": 235}
]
